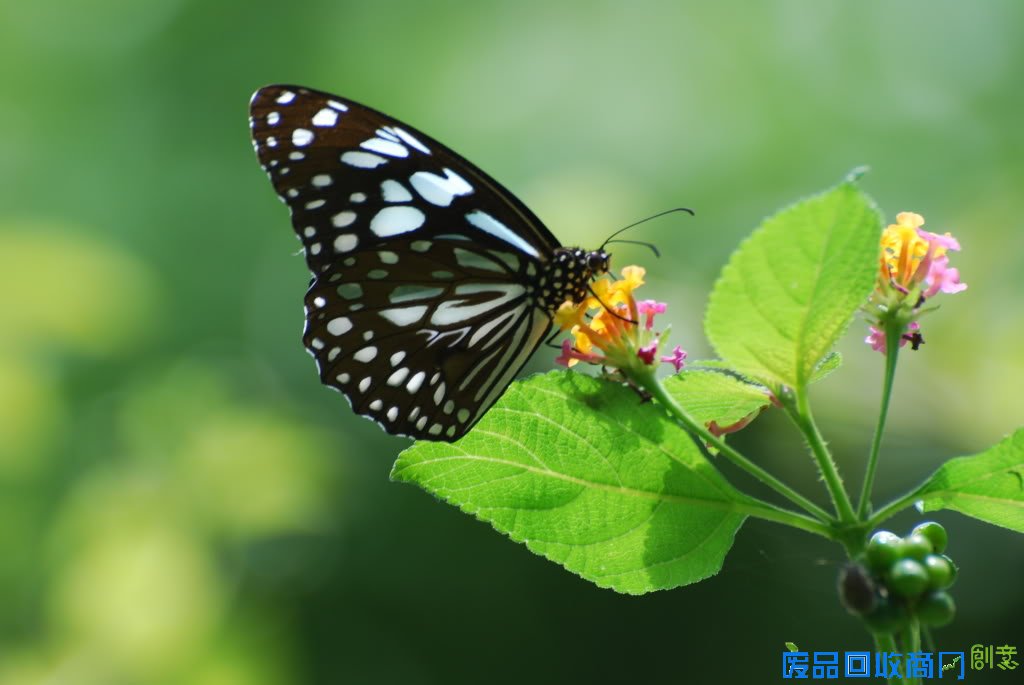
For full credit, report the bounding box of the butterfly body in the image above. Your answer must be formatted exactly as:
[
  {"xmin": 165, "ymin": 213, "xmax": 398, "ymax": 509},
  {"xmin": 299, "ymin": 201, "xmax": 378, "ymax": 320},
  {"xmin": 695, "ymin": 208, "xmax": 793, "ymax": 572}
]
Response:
[{"xmin": 249, "ymin": 85, "xmax": 609, "ymax": 441}]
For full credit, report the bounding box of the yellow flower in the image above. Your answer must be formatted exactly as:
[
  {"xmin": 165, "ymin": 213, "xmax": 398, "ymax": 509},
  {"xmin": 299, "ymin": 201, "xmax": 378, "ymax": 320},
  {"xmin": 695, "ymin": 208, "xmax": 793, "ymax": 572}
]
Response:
[
  {"xmin": 554, "ymin": 265, "xmax": 685, "ymax": 374},
  {"xmin": 866, "ymin": 211, "xmax": 966, "ymax": 354},
  {"xmin": 879, "ymin": 212, "xmax": 958, "ymax": 289}
]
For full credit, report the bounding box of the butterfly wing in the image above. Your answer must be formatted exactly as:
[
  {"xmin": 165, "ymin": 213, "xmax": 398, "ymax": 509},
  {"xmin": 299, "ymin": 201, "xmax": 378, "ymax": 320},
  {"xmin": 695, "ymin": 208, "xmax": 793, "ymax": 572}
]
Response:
[{"xmin": 249, "ymin": 85, "xmax": 560, "ymax": 441}]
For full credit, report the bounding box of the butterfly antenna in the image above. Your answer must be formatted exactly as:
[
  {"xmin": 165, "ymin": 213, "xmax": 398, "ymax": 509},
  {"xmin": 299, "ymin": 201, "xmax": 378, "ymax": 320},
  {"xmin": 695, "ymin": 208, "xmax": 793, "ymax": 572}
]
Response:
[
  {"xmin": 604, "ymin": 238, "xmax": 661, "ymax": 258},
  {"xmin": 599, "ymin": 207, "xmax": 695, "ymax": 251}
]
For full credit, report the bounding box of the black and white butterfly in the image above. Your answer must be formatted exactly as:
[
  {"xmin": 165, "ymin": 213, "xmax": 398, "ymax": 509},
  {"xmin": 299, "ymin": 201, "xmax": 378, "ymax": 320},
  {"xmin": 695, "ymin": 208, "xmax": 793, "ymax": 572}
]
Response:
[{"xmin": 249, "ymin": 85, "xmax": 611, "ymax": 442}]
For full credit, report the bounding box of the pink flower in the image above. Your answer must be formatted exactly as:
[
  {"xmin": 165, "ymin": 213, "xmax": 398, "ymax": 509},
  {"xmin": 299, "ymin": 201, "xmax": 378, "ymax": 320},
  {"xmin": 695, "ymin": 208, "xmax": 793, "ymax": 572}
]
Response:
[
  {"xmin": 555, "ymin": 338, "xmax": 600, "ymax": 368},
  {"xmin": 864, "ymin": 322, "xmax": 922, "ymax": 353},
  {"xmin": 637, "ymin": 342, "xmax": 658, "ymax": 365},
  {"xmin": 917, "ymin": 228, "xmax": 960, "ymax": 252},
  {"xmin": 660, "ymin": 345, "xmax": 687, "ymax": 372},
  {"xmin": 923, "ymin": 255, "xmax": 967, "ymax": 297},
  {"xmin": 636, "ymin": 299, "xmax": 667, "ymax": 330}
]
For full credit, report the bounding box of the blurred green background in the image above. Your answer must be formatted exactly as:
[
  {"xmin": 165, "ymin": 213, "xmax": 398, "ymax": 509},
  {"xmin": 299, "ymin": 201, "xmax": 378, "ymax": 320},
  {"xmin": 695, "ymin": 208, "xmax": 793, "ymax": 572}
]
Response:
[{"xmin": 1, "ymin": 0, "xmax": 1022, "ymax": 682}]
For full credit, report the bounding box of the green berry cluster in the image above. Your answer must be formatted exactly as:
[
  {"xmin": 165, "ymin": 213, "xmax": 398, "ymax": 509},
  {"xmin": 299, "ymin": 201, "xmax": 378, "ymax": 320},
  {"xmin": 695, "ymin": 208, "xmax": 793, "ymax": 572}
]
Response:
[{"xmin": 839, "ymin": 521, "xmax": 958, "ymax": 633}]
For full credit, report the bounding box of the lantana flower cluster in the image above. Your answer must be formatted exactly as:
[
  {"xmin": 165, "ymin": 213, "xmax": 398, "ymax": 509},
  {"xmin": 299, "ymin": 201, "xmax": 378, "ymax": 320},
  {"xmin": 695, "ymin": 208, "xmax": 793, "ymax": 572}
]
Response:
[
  {"xmin": 554, "ymin": 265, "xmax": 685, "ymax": 376},
  {"xmin": 865, "ymin": 212, "xmax": 966, "ymax": 353}
]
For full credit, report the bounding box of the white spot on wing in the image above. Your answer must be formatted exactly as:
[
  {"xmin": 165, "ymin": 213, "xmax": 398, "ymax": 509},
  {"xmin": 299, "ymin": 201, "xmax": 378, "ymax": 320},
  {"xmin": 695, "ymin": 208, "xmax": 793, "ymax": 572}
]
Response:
[
  {"xmin": 292, "ymin": 128, "xmax": 314, "ymax": 146},
  {"xmin": 332, "ymin": 211, "xmax": 356, "ymax": 227},
  {"xmin": 379, "ymin": 305, "xmax": 428, "ymax": 326},
  {"xmin": 354, "ymin": 346, "xmax": 377, "ymax": 362},
  {"xmin": 312, "ymin": 174, "xmax": 332, "ymax": 187},
  {"xmin": 454, "ymin": 248, "xmax": 505, "ymax": 273},
  {"xmin": 391, "ymin": 127, "xmax": 431, "ymax": 154},
  {"xmin": 276, "ymin": 91, "xmax": 296, "ymax": 104},
  {"xmin": 312, "ymin": 108, "xmax": 338, "ymax": 127},
  {"xmin": 267, "ymin": 111, "xmax": 280, "ymax": 125},
  {"xmin": 327, "ymin": 317, "xmax": 352, "ymax": 336},
  {"xmin": 341, "ymin": 151, "xmax": 387, "ymax": 169},
  {"xmin": 465, "ymin": 211, "xmax": 539, "ymax": 257},
  {"xmin": 409, "ymin": 168, "xmax": 474, "ymax": 207},
  {"xmin": 361, "ymin": 137, "xmax": 409, "ymax": 158},
  {"xmin": 380, "ymin": 179, "xmax": 413, "ymax": 203},
  {"xmin": 431, "ymin": 283, "xmax": 525, "ymax": 326},
  {"xmin": 334, "ymin": 233, "xmax": 358, "ymax": 252},
  {"xmin": 328, "ymin": 100, "xmax": 348, "ymax": 111},
  {"xmin": 406, "ymin": 371, "xmax": 426, "ymax": 394},
  {"xmin": 359, "ymin": 377, "xmax": 372, "ymax": 392},
  {"xmin": 370, "ymin": 206, "xmax": 425, "ymax": 237},
  {"xmin": 387, "ymin": 368, "xmax": 410, "ymax": 387}
]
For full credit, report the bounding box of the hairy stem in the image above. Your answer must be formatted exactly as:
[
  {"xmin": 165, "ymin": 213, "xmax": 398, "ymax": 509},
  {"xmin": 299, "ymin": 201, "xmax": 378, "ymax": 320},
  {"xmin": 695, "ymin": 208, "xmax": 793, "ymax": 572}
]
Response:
[{"xmin": 789, "ymin": 389, "xmax": 858, "ymax": 523}]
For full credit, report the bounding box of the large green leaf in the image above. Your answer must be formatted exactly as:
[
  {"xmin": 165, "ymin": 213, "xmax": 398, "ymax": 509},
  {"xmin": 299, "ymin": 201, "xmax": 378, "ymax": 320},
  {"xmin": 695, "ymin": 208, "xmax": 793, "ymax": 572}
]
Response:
[
  {"xmin": 392, "ymin": 371, "xmax": 751, "ymax": 594},
  {"xmin": 917, "ymin": 429, "xmax": 1024, "ymax": 532},
  {"xmin": 705, "ymin": 182, "xmax": 881, "ymax": 390},
  {"xmin": 665, "ymin": 368, "xmax": 771, "ymax": 435}
]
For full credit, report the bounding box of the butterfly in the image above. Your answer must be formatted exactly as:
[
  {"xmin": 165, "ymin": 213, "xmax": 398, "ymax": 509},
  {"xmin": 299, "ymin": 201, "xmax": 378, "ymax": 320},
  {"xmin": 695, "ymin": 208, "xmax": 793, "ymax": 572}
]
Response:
[{"xmin": 249, "ymin": 85, "xmax": 611, "ymax": 442}]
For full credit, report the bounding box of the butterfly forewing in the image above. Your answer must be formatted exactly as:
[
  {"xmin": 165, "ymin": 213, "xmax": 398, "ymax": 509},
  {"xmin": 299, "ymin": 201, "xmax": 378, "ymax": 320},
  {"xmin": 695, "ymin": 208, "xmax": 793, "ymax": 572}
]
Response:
[{"xmin": 249, "ymin": 85, "xmax": 569, "ymax": 441}]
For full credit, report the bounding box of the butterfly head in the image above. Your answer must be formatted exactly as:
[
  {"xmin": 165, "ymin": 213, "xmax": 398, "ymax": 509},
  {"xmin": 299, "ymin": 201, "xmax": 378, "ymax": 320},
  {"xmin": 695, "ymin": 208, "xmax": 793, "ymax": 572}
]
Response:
[
  {"xmin": 541, "ymin": 247, "xmax": 611, "ymax": 311},
  {"xmin": 586, "ymin": 249, "xmax": 611, "ymax": 276}
]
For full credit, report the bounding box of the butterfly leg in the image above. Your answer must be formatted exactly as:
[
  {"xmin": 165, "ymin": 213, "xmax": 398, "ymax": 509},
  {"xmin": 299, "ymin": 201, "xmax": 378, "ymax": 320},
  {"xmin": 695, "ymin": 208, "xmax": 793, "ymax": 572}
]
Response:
[{"xmin": 544, "ymin": 327, "xmax": 564, "ymax": 350}]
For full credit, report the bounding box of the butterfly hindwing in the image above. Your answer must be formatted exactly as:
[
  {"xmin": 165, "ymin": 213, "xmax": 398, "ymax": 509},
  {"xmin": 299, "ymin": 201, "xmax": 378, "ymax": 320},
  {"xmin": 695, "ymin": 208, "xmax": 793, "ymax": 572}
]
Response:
[
  {"xmin": 303, "ymin": 240, "xmax": 551, "ymax": 440},
  {"xmin": 249, "ymin": 85, "xmax": 569, "ymax": 441}
]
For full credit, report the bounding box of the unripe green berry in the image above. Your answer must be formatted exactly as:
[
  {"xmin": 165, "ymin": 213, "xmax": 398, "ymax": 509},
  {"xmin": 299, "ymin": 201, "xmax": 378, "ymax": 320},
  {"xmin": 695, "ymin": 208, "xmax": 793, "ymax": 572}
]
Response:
[
  {"xmin": 923, "ymin": 554, "xmax": 954, "ymax": 589},
  {"xmin": 916, "ymin": 591, "xmax": 956, "ymax": 627},
  {"xmin": 902, "ymin": 533, "xmax": 933, "ymax": 561},
  {"xmin": 866, "ymin": 531, "xmax": 903, "ymax": 572},
  {"xmin": 888, "ymin": 559, "xmax": 930, "ymax": 598},
  {"xmin": 939, "ymin": 554, "xmax": 958, "ymax": 587},
  {"xmin": 911, "ymin": 521, "xmax": 948, "ymax": 554}
]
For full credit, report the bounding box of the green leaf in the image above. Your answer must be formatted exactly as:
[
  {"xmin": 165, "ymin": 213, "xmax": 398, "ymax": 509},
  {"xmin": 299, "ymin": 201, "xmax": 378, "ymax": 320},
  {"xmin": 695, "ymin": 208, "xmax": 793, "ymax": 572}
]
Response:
[
  {"xmin": 810, "ymin": 351, "xmax": 842, "ymax": 384},
  {"xmin": 665, "ymin": 368, "xmax": 771, "ymax": 435},
  {"xmin": 917, "ymin": 429, "xmax": 1024, "ymax": 533},
  {"xmin": 392, "ymin": 371, "xmax": 750, "ymax": 594},
  {"xmin": 704, "ymin": 182, "xmax": 881, "ymax": 390},
  {"xmin": 692, "ymin": 353, "xmax": 841, "ymax": 385}
]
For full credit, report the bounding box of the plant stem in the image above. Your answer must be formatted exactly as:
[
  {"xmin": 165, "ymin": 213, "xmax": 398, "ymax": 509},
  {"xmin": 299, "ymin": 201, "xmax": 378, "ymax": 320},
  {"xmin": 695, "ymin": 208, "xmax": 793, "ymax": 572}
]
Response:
[
  {"xmin": 867, "ymin": 482, "xmax": 928, "ymax": 529},
  {"xmin": 857, "ymin": 325, "xmax": 902, "ymax": 519},
  {"xmin": 640, "ymin": 373, "xmax": 835, "ymax": 524},
  {"xmin": 735, "ymin": 499, "xmax": 833, "ymax": 538},
  {"xmin": 790, "ymin": 389, "xmax": 858, "ymax": 523},
  {"xmin": 902, "ymin": 617, "xmax": 921, "ymax": 685},
  {"xmin": 874, "ymin": 633, "xmax": 898, "ymax": 685}
]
